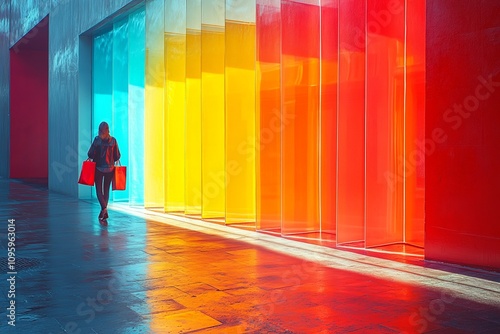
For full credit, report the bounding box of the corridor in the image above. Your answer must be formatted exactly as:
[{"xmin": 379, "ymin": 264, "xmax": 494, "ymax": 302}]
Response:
[{"xmin": 0, "ymin": 178, "xmax": 499, "ymax": 333}]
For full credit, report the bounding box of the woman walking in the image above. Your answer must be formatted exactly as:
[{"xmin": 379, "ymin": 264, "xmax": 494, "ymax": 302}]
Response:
[{"xmin": 87, "ymin": 121, "xmax": 121, "ymax": 222}]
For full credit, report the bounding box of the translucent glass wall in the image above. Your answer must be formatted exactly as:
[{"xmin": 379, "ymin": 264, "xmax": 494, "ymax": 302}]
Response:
[
  {"xmin": 92, "ymin": 9, "xmax": 146, "ymax": 205},
  {"xmin": 281, "ymin": 0, "xmax": 320, "ymax": 235},
  {"xmin": 112, "ymin": 19, "xmax": 130, "ymax": 202},
  {"xmin": 128, "ymin": 9, "xmax": 146, "ymax": 206},
  {"xmin": 365, "ymin": 0, "xmax": 405, "ymax": 247},
  {"xmin": 164, "ymin": 0, "xmax": 186, "ymax": 212},
  {"xmin": 92, "ymin": 29, "xmax": 113, "ymax": 137},
  {"xmin": 145, "ymin": 0, "xmax": 165, "ymax": 208},
  {"xmin": 185, "ymin": 0, "xmax": 202, "ymax": 215},
  {"xmin": 405, "ymin": 0, "xmax": 425, "ymax": 247},
  {"xmin": 225, "ymin": 0, "xmax": 256, "ymax": 224},
  {"xmin": 91, "ymin": 1, "xmax": 425, "ymax": 251},
  {"xmin": 201, "ymin": 0, "xmax": 226, "ymax": 219},
  {"xmin": 320, "ymin": 0, "xmax": 338, "ymax": 238},
  {"xmin": 337, "ymin": 0, "xmax": 366, "ymax": 245},
  {"xmin": 256, "ymin": 0, "xmax": 281, "ymax": 232}
]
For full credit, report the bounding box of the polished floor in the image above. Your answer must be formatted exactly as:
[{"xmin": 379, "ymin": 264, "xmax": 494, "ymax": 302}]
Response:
[{"xmin": 0, "ymin": 178, "xmax": 499, "ymax": 334}]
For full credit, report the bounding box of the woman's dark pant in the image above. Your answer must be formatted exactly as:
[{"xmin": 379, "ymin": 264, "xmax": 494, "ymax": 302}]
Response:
[{"xmin": 94, "ymin": 170, "xmax": 114, "ymax": 210}]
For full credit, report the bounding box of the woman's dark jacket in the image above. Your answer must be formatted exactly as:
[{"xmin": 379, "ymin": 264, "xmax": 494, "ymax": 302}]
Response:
[{"xmin": 87, "ymin": 136, "xmax": 121, "ymax": 173}]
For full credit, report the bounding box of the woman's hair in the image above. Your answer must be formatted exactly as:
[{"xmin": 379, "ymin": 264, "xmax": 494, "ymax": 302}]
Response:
[{"xmin": 98, "ymin": 121, "xmax": 110, "ymax": 138}]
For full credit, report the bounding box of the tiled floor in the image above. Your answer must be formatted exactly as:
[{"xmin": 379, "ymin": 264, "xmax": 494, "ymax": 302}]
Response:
[{"xmin": 0, "ymin": 178, "xmax": 499, "ymax": 333}]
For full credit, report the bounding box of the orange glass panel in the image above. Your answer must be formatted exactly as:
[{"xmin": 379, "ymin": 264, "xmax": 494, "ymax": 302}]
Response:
[
  {"xmin": 337, "ymin": 0, "xmax": 365, "ymax": 244},
  {"xmin": 405, "ymin": 0, "xmax": 425, "ymax": 247},
  {"xmin": 256, "ymin": 0, "xmax": 281, "ymax": 232},
  {"xmin": 281, "ymin": 0, "xmax": 320, "ymax": 235},
  {"xmin": 320, "ymin": 0, "xmax": 338, "ymax": 238},
  {"xmin": 365, "ymin": 0, "xmax": 405, "ymax": 247}
]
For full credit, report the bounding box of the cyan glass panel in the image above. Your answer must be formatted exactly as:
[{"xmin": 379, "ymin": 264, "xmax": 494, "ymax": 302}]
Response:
[
  {"xmin": 92, "ymin": 29, "xmax": 113, "ymax": 138},
  {"xmin": 92, "ymin": 28, "xmax": 113, "ymax": 201},
  {"xmin": 113, "ymin": 18, "xmax": 129, "ymax": 202},
  {"xmin": 128, "ymin": 8, "xmax": 146, "ymax": 206},
  {"xmin": 92, "ymin": 10, "xmax": 146, "ymax": 205}
]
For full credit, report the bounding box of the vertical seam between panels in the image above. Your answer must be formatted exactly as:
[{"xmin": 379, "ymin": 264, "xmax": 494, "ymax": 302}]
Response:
[
  {"xmin": 403, "ymin": 0, "xmax": 408, "ymax": 244},
  {"xmin": 254, "ymin": 1, "xmax": 258, "ymax": 229},
  {"xmin": 225, "ymin": 0, "xmax": 228, "ymax": 225},
  {"xmin": 335, "ymin": 0, "xmax": 340, "ymax": 244},
  {"xmin": 363, "ymin": 0, "xmax": 367, "ymax": 249},
  {"xmin": 319, "ymin": 0, "xmax": 322, "ymax": 237},
  {"xmin": 279, "ymin": 0, "xmax": 284, "ymax": 236}
]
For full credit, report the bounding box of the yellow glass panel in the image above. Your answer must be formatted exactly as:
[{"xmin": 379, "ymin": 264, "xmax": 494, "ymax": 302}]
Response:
[
  {"xmin": 185, "ymin": 0, "xmax": 202, "ymax": 215},
  {"xmin": 201, "ymin": 0, "xmax": 225, "ymax": 219},
  {"xmin": 225, "ymin": 20, "xmax": 256, "ymax": 224},
  {"xmin": 164, "ymin": 33, "xmax": 186, "ymax": 212},
  {"xmin": 164, "ymin": 0, "xmax": 186, "ymax": 212},
  {"xmin": 144, "ymin": 0, "xmax": 164, "ymax": 208}
]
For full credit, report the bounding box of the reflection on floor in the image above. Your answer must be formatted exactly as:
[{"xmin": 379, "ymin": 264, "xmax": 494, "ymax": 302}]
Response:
[{"xmin": 0, "ymin": 178, "xmax": 499, "ymax": 333}]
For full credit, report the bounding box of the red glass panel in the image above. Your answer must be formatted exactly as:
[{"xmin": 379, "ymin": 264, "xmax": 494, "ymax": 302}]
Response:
[
  {"xmin": 281, "ymin": 0, "xmax": 320, "ymax": 235},
  {"xmin": 320, "ymin": 0, "xmax": 338, "ymax": 239},
  {"xmin": 365, "ymin": 0, "xmax": 405, "ymax": 247},
  {"xmin": 405, "ymin": 0, "xmax": 425, "ymax": 248},
  {"xmin": 337, "ymin": 0, "xmax": 365, "ymax": 244},
  {"xmin": 256, "ymin": 0, "xmax": 282, "ymax": 232}
]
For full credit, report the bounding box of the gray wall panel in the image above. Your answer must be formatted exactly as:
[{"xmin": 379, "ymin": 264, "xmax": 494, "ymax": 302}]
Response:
[
  {"xmin": 0, "ymin": 1, "xmax": 10, "ymax": 177},
  {"xmin": 48, "ymin": 0, "xmax": 81, "ymax": 195},
  {"xmin": 5, "ymin": 0, "xmax": 140, "ymax": 195},
  {"xmin": 9, "ymin": 0, "xmax": 51, "ymax": 46}
]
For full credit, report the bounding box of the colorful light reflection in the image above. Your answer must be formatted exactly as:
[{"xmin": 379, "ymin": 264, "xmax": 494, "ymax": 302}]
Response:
[{"xmin": 91, "ymin": 0, "xmax": 425, "ymax": 249}]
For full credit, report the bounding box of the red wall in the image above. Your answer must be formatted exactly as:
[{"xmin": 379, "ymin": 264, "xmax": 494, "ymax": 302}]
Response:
[
  {"xmin": 426, "ymin": 0, "xmax": 500, "ymax": 270},
  {"xmin": 10, "ymin": 45, "xmax": 48, "ymax": 178}
]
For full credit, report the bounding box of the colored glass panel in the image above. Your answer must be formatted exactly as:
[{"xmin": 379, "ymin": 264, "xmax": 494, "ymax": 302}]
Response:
[
  {"xmin": 225, "ymin": 0, "xmax": 256, "ymax": 224},
  {"xmin": 92, "ymin": 29, "xmax": 113, "ymax": 139},
  {"xmin": 256, "ymin": 0, "xmax": 281, "ymax": 232},
  {"xmin": 281, "ymin": 0, "xmax": 320, "ymax": 235},
  {"xmin": 337, "ymin": 0, "xmax": 366, "ymax": 244},
  {"xmin": 185, "ymin": 0, "xmax": 202, "ymax": 215},
  {"xmin": 405, "ymin": 0, "xmax": 425, "ymax": 247},
  {"xmin": 201, "ymin": 0, "xmax": 225, "ymax": 219},
  {"xmin": 164, "ymin": 0, "xmax": 186, "ymax": 212},
  {"xmin": 112, "ymin": 18, "xmax": 129, "ymax": 202},
  {"xmin": 365, "ymin": 0, "xmax": 405, "ymax": 247},
  {"xmin": 320, "ymin": 0, "xmax": 338, "ymax": 238},
  {"xmin": 86, "ymin": 1, "xmax": 426, "ymax": 255},
  {"xmin": 144, "ymin": 0, "xmax": 165, "ymax": 208},
  {"xmin": 128, "ymin": 8, "xmax": 146, "ymax": 206}
]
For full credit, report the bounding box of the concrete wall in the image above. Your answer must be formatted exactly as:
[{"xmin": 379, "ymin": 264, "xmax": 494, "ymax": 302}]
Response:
[
  {"xmin": 1, "ymin": 0, "xmax": 141, "ymax": 195},
  {"xmin": 0, "ymin": 1, "xmax": 11, "ymax": 178}
]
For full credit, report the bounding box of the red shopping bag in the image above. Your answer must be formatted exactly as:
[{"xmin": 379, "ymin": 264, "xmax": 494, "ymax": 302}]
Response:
[
  {"xmin": 112, "ymin": 164, "xmax": 127, "ymax": 190},
  {"xmin": 78, "ymin": 160, "xmax": 96, "ymax": 186}
]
